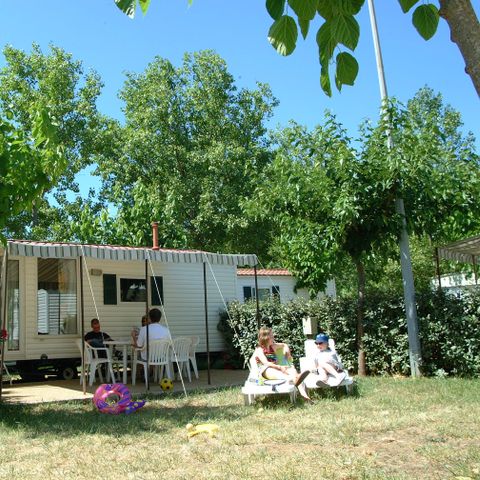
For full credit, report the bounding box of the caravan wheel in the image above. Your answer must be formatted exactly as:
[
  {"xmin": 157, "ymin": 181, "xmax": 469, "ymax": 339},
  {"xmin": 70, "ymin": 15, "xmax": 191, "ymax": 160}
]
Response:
[{"xmin": 58, "ymin": 365, "xmax": 78, "ymax": 381}]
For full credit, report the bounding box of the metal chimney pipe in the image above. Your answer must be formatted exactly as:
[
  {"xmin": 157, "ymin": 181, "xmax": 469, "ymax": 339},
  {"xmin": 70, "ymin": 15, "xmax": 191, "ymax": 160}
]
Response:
[{"xmin": 151, "ymin": 222, "xmax": 159, "ymax": 250}]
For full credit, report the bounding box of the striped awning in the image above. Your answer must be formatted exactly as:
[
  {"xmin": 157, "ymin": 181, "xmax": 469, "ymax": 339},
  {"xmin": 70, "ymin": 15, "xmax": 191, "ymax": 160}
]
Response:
[
  {"xmin": 4, "ymin": 240, "xmax": 258, "ymax": 266},
  {"xmin": 437, "ymin": 234, "xmax": 480, "ymax": 264}
]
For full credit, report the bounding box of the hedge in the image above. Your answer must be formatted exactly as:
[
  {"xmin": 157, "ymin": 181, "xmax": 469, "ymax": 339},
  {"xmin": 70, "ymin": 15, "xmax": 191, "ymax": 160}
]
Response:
[{"xmin": 217, "ymin": 289, "xmax": 480, "ymax": 377}]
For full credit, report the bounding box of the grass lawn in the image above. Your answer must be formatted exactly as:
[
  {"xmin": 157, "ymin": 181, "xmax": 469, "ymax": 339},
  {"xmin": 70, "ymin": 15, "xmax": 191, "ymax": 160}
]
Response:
[{"xmin": 0, "ymin": 377, "xmax": 479, "ymax": 479}]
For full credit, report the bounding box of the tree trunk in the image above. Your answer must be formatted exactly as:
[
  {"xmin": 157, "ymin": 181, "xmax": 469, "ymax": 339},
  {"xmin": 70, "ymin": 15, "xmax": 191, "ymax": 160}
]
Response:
[
  {"xmin": 356, "ymin": 260, "xmax": 367, "ymax": 376},
  {"xmin": 439, "ymin": 0, "xmax": 480, "ymax": 97}
]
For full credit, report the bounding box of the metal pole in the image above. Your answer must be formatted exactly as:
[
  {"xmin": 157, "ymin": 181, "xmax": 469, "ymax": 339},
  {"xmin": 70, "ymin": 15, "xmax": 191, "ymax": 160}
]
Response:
[
  {"xmin": 367, "ymin": 0, "xmax": 422, "ymax": 377},
  {"xmin": 434, "ymin": 248, "xmax": 442, "ymax": 291},
  {"xmin": 472, "ymin": 255, "xmax": 478, "ymax": 285},
  {"xmin": 203, "ymin": 262, "xmax": 211, "ymax": 385},
  {"xmin": 253, "ymin": 265, "xmax": 260, "ymax": 328},
  {"xmin": 0, "ymin": 248, "xmax": 9, "ymax": 399},
  {"xmin": 79, "ymin": 256, "xmax": 86, "ymax": 395},
  {"xmin": 145, "ymin": 258, "xmax": 149, "ymax": 391}
]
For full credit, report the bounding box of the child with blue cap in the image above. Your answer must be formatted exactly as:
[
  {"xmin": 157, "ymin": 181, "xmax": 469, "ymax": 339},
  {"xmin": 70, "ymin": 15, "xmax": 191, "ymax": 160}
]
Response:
[{"xmin": 312, "ymin": 333, "xmax": 347, "ymax": 387}]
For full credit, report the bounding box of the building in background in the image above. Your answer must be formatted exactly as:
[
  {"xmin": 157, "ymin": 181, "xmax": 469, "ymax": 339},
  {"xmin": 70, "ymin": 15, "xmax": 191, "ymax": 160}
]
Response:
[{"xmin": 236, "ymin": 268, "xmax": 336, "ymax": 303}]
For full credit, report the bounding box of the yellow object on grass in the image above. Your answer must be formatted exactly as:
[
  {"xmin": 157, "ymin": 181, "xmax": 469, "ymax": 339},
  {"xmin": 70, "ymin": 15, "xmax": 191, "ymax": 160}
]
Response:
[{"xmin": 186, "ymin": 423, "xmax": 219, "ymax": 438}]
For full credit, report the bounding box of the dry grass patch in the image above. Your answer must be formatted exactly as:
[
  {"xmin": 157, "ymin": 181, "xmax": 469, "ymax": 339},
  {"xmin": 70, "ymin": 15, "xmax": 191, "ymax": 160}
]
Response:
[{"xmin": 1, "ymin": 377, "xmax": 479, "ymax": 479}]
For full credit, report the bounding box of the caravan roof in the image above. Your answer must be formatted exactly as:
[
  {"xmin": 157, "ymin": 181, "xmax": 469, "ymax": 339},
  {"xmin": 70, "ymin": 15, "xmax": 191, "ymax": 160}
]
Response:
[{"xmin": 2, "ymin": 239, "xmax": 258, "ymax": 266}]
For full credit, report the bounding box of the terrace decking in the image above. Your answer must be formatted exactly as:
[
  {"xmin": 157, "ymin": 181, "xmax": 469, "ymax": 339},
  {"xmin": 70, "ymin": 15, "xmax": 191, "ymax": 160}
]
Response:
[{"xmin": 0, "ymin": 368, "xmax": 248, "ymax": 404}]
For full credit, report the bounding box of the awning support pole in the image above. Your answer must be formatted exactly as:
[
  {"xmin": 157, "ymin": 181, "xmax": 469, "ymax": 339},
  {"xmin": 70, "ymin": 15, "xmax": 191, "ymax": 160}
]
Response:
[
  {"xmin": 79, "ymin": 256, "xmax": 86, "ymax": 395},
  {"xmin": 145, "ymin": 258, "xmax": 149, "ymax": 391},
  {"xmin": 0, "ymin": 248, "xmax": 9, "ymax": 400},
  {"xmin": 254, "ymin": 265, "xmax": 260, "ymax": 328},
  {"xmin": 434, "ymin": 248, "xmax": 442, "ymax": 291},
  {"xmin": 473, "ymin": 255, "xmax": 478, "ymax": 285},
  {"xmin": 203, "ymin": 262, "xmax": 211, "ymax": 385}
]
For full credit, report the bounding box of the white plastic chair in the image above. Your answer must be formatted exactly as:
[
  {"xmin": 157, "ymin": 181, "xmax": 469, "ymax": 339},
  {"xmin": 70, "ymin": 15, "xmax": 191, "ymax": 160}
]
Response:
[
  {"xmin": 132, "ymin": 339, "xmax": 172, "ymax": 385},
  {"xmin": 1, "ymin": 351, "xmax": 12, "ymax": 385},
  {"xmin": 171, "ymin": 337, "xmax": 192, "ymax": 382},
  {"xmin": 188, "ymin": 336, "xmax": 200, "ymax": 379},
  {"xmin": 76, "ymin": 338, "xmax": 116, "ymax": 387}
]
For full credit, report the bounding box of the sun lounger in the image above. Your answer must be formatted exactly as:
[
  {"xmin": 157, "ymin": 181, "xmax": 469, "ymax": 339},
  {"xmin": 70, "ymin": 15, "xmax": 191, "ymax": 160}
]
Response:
[
  {"xmin": 241, "ymin": 355, "xmax": 297, "ymax": 405},
  {"xmin": 299, "ymin": 339, "xmax": 354, "ymax": 394}
]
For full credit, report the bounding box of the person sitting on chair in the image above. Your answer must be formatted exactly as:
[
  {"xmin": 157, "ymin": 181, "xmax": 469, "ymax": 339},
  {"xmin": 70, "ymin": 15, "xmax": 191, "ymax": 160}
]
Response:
[
  {"xmin": 133, "ymin": 308, "xmax": 170, "ymax": 360},
  {"xmin": 131, "ymin": 314, "xmax": 149, "ymax": 343},
  {"xmin": 254, "ymin": 326, "xmax": 311, "ymax": 401},
  {"xmin": 84, "ymin": 318, "xmax": 113, "ymax": 358},
  {"xmin": 312, "ymin": 333, "xmax": 347, "ymax": 387},
  {"xmin": 85, "ymin": 318, "xmax": 112, "ymax": 348}
]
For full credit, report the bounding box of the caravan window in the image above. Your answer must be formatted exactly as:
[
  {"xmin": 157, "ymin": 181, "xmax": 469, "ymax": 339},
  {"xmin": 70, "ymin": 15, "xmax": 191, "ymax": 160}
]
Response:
[
  {"xmin": 120, "ymin": 278, "xmax": 147, "ymax": 302},
  {"xmin": 37, "ymin": 259, "xmax": 77, "ymax": 335},
  {"xmin": 6, "ymin": 260, "xmax": 20, "ymax": 350},
  {"xmin": 257, "ymin": 288, "xmax": 271, "ymax": 301},
  {"xmin": 243, "ymin": 285, "xmax": 281, "ymax": 302}
]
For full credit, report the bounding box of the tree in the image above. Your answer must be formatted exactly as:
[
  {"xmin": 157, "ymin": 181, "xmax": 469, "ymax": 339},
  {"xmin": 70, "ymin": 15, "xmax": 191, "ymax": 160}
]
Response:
[
  {"xmin": 115, "ymin": 0, "xmax": 480, "ymax": 97},
  {"xmin": 0, "ymin": 109, "xmax": 65, "ymax": 244},
  {"xmin": 0, "ymin": 44, "xmax": 103, "ymax": 239},
  {"xmin": 85, "ymin": 50, "xmax": 277, "ymax": 253},
  {"xmin": 249, "ymin": 88, "xmax": 480, "ymax": 374}
]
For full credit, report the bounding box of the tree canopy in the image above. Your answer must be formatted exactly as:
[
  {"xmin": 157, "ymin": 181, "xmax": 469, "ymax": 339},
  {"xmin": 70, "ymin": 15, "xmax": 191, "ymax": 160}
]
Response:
[
  {"xmin": 247, "ymin": 88, "xmax": 479, "ymax": 374},
  {"xmin": 251, "ymin": 88, "xmax": 479, "ymax": 293},
  {"xmin": 0, "ymin": 109, "xmax": 64, "ymax": 243},
  {"xmin": 61, "ymin": 50, "xmax": 277, "ymax": 253},
  {"xmin": 0, "ymin": 44, "xmax": 103, "ymax": 240}
]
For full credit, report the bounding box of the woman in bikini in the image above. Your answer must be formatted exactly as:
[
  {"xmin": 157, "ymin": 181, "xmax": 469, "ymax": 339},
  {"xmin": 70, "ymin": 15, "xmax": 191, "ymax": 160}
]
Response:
[{"xmin": 254, "ymin": 326, "xmax": 311, "ymax": 401}]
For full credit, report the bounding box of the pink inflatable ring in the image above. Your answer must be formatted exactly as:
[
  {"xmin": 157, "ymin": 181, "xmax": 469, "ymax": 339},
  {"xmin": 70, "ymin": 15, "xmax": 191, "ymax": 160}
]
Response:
[{"xmin": 93, "ymin": 383, "xmax": 145, "ymax": 415}]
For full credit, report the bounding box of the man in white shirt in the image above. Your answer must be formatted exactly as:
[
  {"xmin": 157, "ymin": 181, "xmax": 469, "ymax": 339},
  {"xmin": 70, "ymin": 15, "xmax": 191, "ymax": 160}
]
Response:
[{"xmin": 133, "ymin": 308, "xmax": 170, "ymax": 360}]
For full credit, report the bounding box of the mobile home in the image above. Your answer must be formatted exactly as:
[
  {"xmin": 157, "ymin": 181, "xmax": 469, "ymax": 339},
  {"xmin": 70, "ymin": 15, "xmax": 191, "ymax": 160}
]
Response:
[
  {"xmin": 0, "ymin": 240, "xmax": 257, "ymax": 380},
  {"xmin": 236, "ymin": 268, "xmax": 336, "ymax": 303}
]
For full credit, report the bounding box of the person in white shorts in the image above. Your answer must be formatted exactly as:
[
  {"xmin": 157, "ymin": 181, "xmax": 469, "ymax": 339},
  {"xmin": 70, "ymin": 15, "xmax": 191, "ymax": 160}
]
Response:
[{"xmin": 312, "ymin": 333, "xmax": 347, "ymax": 387}]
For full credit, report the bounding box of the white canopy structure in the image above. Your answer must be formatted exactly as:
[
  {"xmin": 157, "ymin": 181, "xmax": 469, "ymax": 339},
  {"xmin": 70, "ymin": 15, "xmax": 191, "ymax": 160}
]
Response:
[
  {"xmin": 5, "ymin": 240, "xmax": 258, "ymax": 266},
  {"xmin": 435, "ymin": 234, "xmax": 480, "ymax": 288},
  {"xmin": 437, "ymin": 234, "xmax": 480, "ymax": 264}
]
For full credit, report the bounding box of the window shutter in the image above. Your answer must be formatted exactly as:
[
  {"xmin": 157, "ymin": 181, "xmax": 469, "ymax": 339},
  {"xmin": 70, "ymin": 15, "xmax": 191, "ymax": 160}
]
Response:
[
  {"xmin": 103, "ymin": 274, "xmax": 117, "ymax": 305},
  {"xmin": 151, "ymin": 276, "xmax": 164, "ymax": 306}
]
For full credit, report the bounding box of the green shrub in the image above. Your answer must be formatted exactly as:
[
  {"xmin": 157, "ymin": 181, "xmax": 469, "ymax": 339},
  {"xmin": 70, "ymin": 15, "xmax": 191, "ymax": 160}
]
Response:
[{"xmin": 218, "ymin": 289, "xmax": 480, "ymax": 376}]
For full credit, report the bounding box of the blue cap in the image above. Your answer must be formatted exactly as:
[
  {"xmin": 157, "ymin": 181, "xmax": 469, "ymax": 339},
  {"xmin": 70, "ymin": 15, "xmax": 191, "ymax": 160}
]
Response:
[{"xmin": 315, "ymin": 333, "xmax": 329, "ymax": 344}]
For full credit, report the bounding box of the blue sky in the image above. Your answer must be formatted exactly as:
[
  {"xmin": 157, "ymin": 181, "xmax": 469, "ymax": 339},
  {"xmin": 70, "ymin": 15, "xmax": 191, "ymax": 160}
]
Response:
[{"xmin": 1, "ymin": 0, "xmax": 479, "ymax": 195}]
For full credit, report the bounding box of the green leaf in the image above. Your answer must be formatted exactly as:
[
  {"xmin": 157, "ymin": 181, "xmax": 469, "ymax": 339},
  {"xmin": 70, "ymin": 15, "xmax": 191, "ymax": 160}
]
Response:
[
  {"xmin": 331, "ymin": 14, "xmax": 360, "ymax": 50},
  {"xmin": 298, "ymin": 17, "xmax": 310, "ymax": 39},
  {"xmin": 335, "ymin": 51, "xmax": 359, "ymax": 88},
  {"xmin": 139, "ymin": 0, "xmax": 151, "ymax": 15},
  {"xmin": 318, "ymin": 0, "xmax": 364, "ymax": 18},
  {"xmin": 320, "ymin": 65, "xmax": 332, "ymax": 97},
  {"xmin": 340, "ymin": 0, "xmax": 364, "ymax": 15},
  {"xmin": 317, "ymin": 0, "xmax": 335, "ymax": 19},
  {"xmin": 268, "ymin": 16, "xmax": 298, "ymax": 56},
  {"xmin": 288, "ymin": 0, "xmax": 318, "ymax": 20},
  {"xmin": 412, "ymin": 4, "xmax": 439, "ymax": 40},
  {"xmin": 266, "ymin": 0, "xmax": 286, "ymax": 20},
  {"xmin": 398, "ymin": 0, "xmax": 419, "ymax": 13},
  {"xmin": 316, "ymin": 21, "xmax": 337, "ymax": 65},
  {"xmin": 115, "ymin": 0, "xmax": 136, "ymax": 18}
]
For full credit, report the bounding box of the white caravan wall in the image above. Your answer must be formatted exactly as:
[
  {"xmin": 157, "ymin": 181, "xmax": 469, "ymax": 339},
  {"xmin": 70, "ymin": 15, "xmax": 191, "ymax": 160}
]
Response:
[{"xmin": 9, "ymin": 255, "xmax": 236, "ymax": 362}]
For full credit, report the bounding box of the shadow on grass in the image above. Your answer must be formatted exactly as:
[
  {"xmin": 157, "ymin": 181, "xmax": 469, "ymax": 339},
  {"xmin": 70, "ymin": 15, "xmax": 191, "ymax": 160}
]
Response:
[
  {"xmin": 0, "ymin": 387, "xmax": 273, "ymax": 439},
  {"xmin": 309, "ymin": 382, "xmax": 360, "ymax": 401}
]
